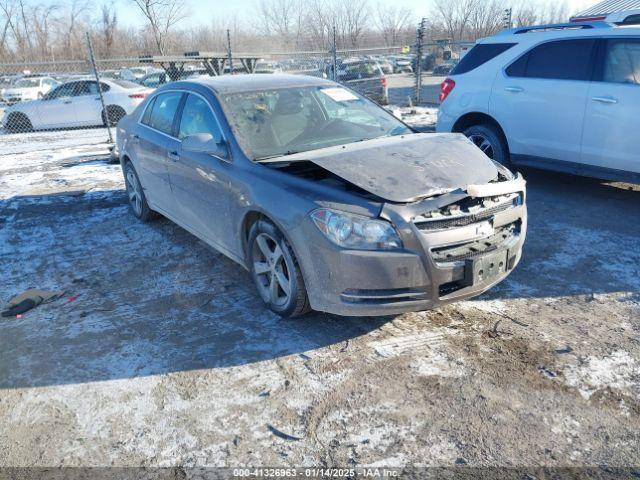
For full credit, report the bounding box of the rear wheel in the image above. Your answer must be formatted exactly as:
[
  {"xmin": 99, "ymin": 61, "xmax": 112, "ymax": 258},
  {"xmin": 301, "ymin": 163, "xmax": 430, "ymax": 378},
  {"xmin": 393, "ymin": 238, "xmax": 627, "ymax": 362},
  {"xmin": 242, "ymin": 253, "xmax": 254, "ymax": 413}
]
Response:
[
  {"xmin": 5, "ymin": 112, "xmax": 33, "ymax": 133},
  {"xmin": 102, "ymin": 105, "xmax": 126, "ymax": 127},
  {"xmin": 248, "ymin": 220, "xmax": 311, "ymax": 318},
  {"xmin": 123, "ymin": 161, "xmax": 158, "ymax": 222},
  {"xmin": 463, "ymin": 124, "xmax": 510, "ymax": 166}
]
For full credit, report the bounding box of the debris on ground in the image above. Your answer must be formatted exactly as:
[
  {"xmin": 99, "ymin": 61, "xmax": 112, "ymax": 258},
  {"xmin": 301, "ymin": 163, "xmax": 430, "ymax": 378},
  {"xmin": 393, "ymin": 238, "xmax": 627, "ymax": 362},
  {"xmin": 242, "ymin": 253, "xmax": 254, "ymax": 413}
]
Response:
[{"xmin": 1, "ymin": 288, "xmax": 64, "ymax": 317}]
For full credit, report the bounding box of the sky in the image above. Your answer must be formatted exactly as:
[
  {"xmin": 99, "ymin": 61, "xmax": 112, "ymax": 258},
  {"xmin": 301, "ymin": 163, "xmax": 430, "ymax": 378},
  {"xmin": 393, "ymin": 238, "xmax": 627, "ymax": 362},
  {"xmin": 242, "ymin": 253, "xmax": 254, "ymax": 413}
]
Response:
[{"xmin": 84, "ymin": 0, "xmax": 598, "ymax": 29}]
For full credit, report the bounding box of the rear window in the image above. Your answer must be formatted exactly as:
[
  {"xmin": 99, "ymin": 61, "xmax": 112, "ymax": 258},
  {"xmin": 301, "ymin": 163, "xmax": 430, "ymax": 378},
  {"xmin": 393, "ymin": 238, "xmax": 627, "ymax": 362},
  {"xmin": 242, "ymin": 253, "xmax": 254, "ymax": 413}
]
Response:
[
  {"xmin": 450, "ymin": 43, "xmax": 516, "ymax": 75},
  {"xmin": 146, "ymin": 92, "xmax": 183, "ymax": 135},
  {"xmin": 506, "ymin": 39, "xmax": 597, "ymax": 81},
  {"xmin": 111, "ymin": 79, "xmax": 141, "ymax": 89},
  {"xmin": 603, "ymin": 39, "xmax": 640, "ymax": 85}
]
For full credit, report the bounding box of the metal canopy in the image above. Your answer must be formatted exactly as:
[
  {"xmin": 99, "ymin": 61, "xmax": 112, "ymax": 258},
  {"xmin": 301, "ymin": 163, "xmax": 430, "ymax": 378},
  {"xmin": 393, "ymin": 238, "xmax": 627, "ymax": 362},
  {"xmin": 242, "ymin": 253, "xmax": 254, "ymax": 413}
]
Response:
[
  {"xmin": 139, "ymin": 52, "xmax": 261, "ymax": 80},
  {"xmin": 570, "ymin": 0, "xmax": 640, "ymax": 20}
]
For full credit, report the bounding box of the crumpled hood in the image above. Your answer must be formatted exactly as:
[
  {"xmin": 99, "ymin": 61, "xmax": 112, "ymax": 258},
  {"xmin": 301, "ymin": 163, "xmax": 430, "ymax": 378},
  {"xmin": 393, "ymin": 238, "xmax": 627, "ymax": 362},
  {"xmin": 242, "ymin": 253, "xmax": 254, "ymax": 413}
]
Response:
[{"xmin": 270, "ymin": 133, "xmax": 499, "ymax": 203}]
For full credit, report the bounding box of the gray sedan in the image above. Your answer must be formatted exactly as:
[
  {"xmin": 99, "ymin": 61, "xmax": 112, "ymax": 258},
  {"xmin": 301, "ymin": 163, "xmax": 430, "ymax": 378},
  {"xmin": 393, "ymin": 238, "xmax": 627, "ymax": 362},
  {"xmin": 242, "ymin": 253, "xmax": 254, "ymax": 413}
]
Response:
[{"xmin": 116, "ymin": 74, "xmax": 527, "ymax": 317}]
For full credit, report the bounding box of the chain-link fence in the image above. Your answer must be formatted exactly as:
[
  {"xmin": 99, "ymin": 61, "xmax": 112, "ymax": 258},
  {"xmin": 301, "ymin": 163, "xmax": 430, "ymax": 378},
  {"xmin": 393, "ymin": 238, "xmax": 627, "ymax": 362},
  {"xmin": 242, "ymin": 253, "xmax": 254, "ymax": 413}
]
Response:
[{"xmin": 0, "ymin": 28, "xmax": 464, "ymax": 155}]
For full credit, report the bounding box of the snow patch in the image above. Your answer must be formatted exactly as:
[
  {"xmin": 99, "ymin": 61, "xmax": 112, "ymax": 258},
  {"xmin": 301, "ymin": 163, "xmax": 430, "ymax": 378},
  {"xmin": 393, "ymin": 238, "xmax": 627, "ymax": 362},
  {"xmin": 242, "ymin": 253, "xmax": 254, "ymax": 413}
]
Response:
[{"xmin": 563, "ymin": 350, "xmax": 640, "ymax": 399}]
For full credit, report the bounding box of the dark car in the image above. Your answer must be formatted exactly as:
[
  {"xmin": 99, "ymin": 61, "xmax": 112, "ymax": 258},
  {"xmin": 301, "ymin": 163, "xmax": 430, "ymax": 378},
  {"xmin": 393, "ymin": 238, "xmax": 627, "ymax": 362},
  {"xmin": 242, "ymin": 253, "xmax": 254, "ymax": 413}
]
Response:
[
  {"xmin": 326, "ymin": 60, "xmax": 388, "ymax": 104},
  {"xmin": 116, "ymin": 75, "xmax": 527, "ymax": 317},
  {"xmin": 432, "ymin": 63, "xmax": 456, "ymax": 76}
]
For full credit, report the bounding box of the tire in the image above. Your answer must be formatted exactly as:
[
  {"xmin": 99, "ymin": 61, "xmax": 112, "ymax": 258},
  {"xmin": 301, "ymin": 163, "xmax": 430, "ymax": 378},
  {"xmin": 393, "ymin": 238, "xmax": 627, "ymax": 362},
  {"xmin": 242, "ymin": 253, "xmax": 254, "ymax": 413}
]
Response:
[
  {"xmin": 248, "ymin": 219, "xmax": 311, "ymax": 318},
  {"xmin": 5, "ymin": 113, "xmax": 33, "ymax": 133},
  {"xmin": 102, "ymin": 105, "xmax": 126, "ymax": 127},
  {"xmin": 463, "ymin": 123, "xmax": 510, "ymax": 166},
  {"xmin": 123, "ymin": 161, "xmax": 158, "ymax": 222}
]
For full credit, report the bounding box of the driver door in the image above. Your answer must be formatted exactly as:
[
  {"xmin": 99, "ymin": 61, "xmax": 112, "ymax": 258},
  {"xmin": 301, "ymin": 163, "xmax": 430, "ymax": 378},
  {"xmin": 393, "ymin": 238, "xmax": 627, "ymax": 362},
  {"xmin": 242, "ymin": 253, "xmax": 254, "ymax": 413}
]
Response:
[
  {"xmin": 36, "ymin": 82, "xmax": 79, "ymax": 128},
  {"xmin": 165, "ymin": 93, "xmax": 235, "ymax": 255}
]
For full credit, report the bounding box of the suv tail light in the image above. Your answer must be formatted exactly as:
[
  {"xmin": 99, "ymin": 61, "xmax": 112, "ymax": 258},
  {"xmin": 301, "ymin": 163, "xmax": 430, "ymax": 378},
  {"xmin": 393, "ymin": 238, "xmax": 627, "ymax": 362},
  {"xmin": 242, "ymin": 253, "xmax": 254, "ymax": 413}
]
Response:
[
  {"xmin": 439, "ymin": 78, "xmax": 455, "ymax": 103},
  {"xmin": 381, "ymin": 77, "xmax": 387, "ymax": 88}
]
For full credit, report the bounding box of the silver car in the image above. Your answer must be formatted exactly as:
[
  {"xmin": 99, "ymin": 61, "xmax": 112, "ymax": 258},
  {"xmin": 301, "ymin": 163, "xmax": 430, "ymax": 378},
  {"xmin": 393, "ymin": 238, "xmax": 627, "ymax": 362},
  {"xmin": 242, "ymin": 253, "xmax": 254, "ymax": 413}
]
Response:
[{"xmin": 116, "ymin": 75, "xmax": 527, "ymax": 317}]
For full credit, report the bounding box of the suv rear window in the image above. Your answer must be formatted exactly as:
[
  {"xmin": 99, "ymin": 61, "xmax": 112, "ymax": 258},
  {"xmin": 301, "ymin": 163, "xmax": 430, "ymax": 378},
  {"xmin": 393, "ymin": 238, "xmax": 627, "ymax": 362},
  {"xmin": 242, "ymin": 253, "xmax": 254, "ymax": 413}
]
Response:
[
  {"xmin": 450, "ymin": 43, "xmax": 516, "ymax": 75},
  {"xmin": 506, "ymin": 39, "xmax": 597, "ymax": 81}
]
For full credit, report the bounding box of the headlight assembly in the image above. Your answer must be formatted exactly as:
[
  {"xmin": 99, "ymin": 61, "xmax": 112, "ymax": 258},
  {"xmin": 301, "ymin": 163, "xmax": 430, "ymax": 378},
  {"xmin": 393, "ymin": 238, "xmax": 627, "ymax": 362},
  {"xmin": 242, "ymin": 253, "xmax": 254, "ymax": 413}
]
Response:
[{"xmin": 310, "ymin": 208, "xmax": 402, "ymax": 250}]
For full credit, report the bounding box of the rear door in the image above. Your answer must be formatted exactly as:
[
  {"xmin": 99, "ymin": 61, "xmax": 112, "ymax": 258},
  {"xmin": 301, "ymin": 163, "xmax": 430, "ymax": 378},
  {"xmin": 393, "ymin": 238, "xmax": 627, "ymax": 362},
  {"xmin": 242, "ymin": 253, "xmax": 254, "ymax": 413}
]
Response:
[
  {"xmin": 490, "ymin": 38, "xmax": 597, "ymax": 165},
  {"xmin": 134, "ymin": 91, "xmax": 184, "ymax": 213},
  {"xmin": 581, "ymin": 37, "xmax": 640, "ymax": 174},
  {"xmin": 73, "ymin": 81, "xmax": 108, "ymax": 126},
  {"xmin": 165, "ymin": 93, "xmax": 235, "ymax": 253}
]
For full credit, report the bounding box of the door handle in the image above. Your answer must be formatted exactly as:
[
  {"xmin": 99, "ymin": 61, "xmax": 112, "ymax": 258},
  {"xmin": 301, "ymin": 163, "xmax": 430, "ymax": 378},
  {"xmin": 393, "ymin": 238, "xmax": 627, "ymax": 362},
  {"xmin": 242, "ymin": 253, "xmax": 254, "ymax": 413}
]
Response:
[
  {"xmin": 131, "ymin": 134, "xmax": 139, "ymax": 144},
  {"xmin": 167, "ymin": 151, "xmax": 180, "ymax": 161},
  {"xmin": 592, "ymin": 96, "xmax": 618, "ymax": 104},
  {"xmin": 504, "ymin": 86, "xmax": 524, "ymax": 93}
]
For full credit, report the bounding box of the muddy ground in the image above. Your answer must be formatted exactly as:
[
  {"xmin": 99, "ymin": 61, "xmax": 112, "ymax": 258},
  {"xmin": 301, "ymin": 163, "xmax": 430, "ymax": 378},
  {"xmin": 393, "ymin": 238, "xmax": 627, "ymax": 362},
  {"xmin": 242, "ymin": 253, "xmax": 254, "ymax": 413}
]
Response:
[{"xmin": 0, "ymin": 132, "xmax": 639, "ymax": 470}]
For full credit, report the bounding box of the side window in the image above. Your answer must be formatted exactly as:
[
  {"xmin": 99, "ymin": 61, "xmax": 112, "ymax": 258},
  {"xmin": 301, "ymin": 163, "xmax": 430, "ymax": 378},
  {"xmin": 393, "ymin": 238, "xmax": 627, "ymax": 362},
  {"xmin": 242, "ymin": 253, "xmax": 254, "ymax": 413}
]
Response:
[
  {"xmin": 141, "ymin": 97, "xmax": 156, "ymax": 125},
  {"xmin": 451, "ymin": 43, "xmax": 516, "ymax": 75},
  {"xmin": 147, "ymin": 91, "xmax": 183, "ymax": 135},
  {"xmin": 507, "ymin": 39, "xmax": 596, "ymax": 80},
  {"xmin": 178, "ymin": 94, "xmax": 221, "ymax": 140},
  {"xmin": 49, "ymin": 82, "xmax": 77, "ymax": 99},
  {"xmin": 603, "ymin": 39, "xmax": 640, "ymax": 85}
]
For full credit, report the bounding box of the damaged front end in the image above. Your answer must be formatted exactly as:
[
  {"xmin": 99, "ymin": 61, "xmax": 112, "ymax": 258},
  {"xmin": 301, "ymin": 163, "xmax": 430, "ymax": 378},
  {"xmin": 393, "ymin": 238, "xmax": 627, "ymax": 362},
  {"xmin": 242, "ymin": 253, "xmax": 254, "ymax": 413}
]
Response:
[{"xmin": 261, "ymin": 133, "xmax": 527, "ymax": 315}]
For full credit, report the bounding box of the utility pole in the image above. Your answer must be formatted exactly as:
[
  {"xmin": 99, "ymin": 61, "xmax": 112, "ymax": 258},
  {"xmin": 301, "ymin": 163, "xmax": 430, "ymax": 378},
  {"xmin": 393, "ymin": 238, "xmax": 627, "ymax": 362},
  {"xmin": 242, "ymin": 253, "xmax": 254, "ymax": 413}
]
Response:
[
  {"xmin": 331, "ymin": 24, "xmax": 338, "ymax": 82},
  {"xmin": 414, "ymin": 17, "xmax": 427, "ymax": 105},
  {"xmin": 226, "ymin": 29, "xmax": 233, "ymax": 75},
  {"xmin": 503, "ymin": 8, "xmax": 513, "ymax": 29},
  {"xmin": 86, "ymin": 31, "xmax": 113, "ymax": 143}
]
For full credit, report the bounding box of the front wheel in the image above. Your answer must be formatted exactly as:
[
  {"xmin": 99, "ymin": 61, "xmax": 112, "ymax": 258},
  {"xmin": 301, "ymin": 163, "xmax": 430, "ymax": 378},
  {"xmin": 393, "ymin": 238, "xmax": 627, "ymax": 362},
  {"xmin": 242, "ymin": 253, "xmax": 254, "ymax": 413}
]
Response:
[
  {"xmin": 248, "ymin": 220, "xmax": 311, "ymax": 318},
  {"xmin": 463, "ymin": 124, "xmax": 510, "ymax": 166}
]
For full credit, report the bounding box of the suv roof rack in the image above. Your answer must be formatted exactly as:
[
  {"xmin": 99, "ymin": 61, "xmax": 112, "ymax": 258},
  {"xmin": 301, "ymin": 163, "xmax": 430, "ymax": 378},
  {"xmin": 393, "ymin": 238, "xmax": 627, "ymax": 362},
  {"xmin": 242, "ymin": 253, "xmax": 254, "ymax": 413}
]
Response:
[{"xmin": 498, "ymin": 21, "xmax": 612, "ymax": 35}]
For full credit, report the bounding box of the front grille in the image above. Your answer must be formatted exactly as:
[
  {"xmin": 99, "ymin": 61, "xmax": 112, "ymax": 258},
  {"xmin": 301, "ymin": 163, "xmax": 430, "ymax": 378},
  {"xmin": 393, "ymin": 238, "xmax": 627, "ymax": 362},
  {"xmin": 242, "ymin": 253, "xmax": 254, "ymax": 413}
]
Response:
[
  {"xmin": 431, "ymin": 221, "xmax": 520, "ymax": 263},
  {"xmin": 415, "ymin": 193, "xmax": 520, "ymax": 231}
]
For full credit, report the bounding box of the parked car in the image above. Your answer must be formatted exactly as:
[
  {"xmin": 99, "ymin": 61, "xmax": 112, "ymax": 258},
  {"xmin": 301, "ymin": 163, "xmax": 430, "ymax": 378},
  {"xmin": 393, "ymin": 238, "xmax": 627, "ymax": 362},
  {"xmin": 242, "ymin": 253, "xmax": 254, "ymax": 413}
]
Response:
[
  {"xmin": 389, "ymin": 55, "xmax": 414, "ymax": 73},
  {"xmin": 432, "ymin": 63, "xmax": 456, "ymax": 76},
  {"xmin": 436, "ymin": 16, "xmax": 640, "ymax": 183},
  {"xmin": 138, "ymin": 70, "xmax": 205, "ymax": 88},
  {"xmin": 254, "ymin": 61, "xmax": 283, "ymax": 74},
  {"xmin": 116, "ymin": 75, "xmax": 527, "ymax": 317},
  {"xmin": 0, "ymin": 76, "xmax": 59, "ymax": 104},
  {"xmin": 120, "ymin": 67, "xmax": 161, "ymax": 82},
  {"xmin": 2, "ymin": 79, "xmax": 151, "ymax": 132},
  {"xmin": 326, "ymin": 59, "xmax": 388, "ymax": 104}
]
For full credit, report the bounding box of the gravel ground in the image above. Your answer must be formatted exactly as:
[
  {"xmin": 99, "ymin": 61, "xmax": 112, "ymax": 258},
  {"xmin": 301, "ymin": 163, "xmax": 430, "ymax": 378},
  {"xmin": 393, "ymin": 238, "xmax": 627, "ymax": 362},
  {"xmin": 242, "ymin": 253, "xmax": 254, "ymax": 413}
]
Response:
[{"xmin": 0, "ymin": 131, "xmax": 639, "ymax": 470}]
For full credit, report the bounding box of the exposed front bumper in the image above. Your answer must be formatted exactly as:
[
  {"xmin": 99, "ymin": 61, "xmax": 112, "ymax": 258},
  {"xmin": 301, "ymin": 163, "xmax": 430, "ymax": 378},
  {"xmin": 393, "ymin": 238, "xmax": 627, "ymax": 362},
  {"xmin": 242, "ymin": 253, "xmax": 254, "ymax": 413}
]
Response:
[{"xmin": 296, "ymin": 180, "xmax": 527, "ymax": 316}]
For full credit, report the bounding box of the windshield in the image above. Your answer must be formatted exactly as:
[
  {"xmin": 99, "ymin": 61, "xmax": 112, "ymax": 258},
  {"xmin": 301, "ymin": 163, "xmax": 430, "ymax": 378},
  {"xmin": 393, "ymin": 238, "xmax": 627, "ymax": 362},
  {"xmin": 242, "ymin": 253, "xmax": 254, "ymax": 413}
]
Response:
[
  {"xmin": 15, "ymin": 78, "xmax": 39, "ymax": 88},
  {"xmin": 220, "ymin": 86, "xmax": 411, "ymax": 160}
]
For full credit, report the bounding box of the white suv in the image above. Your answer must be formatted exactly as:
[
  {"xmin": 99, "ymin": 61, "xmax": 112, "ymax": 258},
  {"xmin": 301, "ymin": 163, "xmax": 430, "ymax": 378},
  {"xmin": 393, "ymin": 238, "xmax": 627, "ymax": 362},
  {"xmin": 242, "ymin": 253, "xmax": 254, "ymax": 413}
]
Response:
[{"xmin": 436, "ymin": 15, "xmax": 640, "ymax": 183}]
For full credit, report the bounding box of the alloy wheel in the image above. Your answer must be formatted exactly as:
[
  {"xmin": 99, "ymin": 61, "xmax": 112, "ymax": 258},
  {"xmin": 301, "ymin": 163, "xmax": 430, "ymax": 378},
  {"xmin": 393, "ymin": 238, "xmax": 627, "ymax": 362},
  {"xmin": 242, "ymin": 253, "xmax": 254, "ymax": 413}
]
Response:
[
  {"xmin": 125, "ymin": 169, "xmax": 143, "ymax": 216},
  {"xmin": 252, "ymin": 233, "xmax": 292, "ymax": 307},
  {"xmin": 468, "ymin": 133, "xmax": 495, "ymax": 159}
]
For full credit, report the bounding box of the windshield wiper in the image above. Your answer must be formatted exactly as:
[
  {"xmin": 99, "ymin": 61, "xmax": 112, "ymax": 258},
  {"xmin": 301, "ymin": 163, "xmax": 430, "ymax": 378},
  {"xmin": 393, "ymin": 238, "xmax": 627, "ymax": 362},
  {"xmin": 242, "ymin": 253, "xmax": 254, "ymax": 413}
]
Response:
[{"xmin": 256, "ymin": 150, "xmax": 301, "ymax": 161}]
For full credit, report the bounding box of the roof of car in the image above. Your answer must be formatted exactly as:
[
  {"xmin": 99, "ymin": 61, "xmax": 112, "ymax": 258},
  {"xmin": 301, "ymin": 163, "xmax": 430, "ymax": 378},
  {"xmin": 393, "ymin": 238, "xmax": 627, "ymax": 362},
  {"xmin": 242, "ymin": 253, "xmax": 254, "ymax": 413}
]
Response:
[{"xmin": 186, "ymin": 74, "xmax": 335, "ymax": 94}]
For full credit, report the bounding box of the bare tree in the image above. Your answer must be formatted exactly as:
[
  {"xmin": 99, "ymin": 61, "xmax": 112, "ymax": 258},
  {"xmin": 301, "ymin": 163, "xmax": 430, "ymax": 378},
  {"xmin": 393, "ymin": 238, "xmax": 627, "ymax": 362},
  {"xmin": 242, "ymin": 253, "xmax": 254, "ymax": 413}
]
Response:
[
  {"xmin": 374, "ymin": 3, "xmax": 412, "ymax": 46},
  {"xmin": 130, "ymin": 0, "xmax": 187, "ymax": 54},
  {"xmin": 432, "ymin": 0, "xmax": 481, "ymax": 42},
  {"xmin": 100, "ymin": 2, "xmax": 117, "ymax": 57}
]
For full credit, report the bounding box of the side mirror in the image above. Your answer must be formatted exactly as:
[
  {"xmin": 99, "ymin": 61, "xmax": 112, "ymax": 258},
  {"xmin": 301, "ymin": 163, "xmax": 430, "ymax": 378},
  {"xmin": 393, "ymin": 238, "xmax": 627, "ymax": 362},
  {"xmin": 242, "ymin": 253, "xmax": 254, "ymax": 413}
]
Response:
[{"xmin": 182, "ymin": 133, "xmax": 228, "ymax": 159}]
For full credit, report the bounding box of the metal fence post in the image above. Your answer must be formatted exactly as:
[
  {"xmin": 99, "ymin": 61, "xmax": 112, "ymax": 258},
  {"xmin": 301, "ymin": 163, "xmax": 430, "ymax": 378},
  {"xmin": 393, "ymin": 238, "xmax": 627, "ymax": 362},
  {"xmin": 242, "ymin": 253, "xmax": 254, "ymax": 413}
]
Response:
[
  {"xmin": 414, "ymin": 18, "xmax": 426, "ymax": 105},
  {"xmin": 226, "ymin": 29, "xmax": 233, "ymax": 75},
  {"xmin": 86, "ymin": 31, "xmax": 113, "ymax": 143},
  {"xmin": 331, "ymin": 25, "xmax": 338, "ymax": 82}
]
